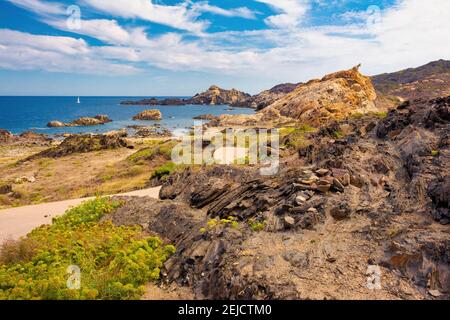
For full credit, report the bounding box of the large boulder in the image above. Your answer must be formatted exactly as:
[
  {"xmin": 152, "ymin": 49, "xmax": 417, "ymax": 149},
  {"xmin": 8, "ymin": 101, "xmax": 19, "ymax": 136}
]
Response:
[
  {"xmin": 47, "ymin": 121, "xmax": 66, "ymax": 127},
  {"xmin": 132, "ymin": 109, "xmax": 162, "ymax": 121}
]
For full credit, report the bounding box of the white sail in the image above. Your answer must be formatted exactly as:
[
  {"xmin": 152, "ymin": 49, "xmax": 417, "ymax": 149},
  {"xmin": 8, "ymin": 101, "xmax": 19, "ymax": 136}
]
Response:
[{"xmin": 77, "ymin": 97, "xmax": 80, "ymax": 104}]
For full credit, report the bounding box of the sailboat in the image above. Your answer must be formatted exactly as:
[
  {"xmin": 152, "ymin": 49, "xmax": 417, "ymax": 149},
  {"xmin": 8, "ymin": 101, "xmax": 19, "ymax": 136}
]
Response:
[{"xmin": 77, "ymin": 97, "xmax": 81, "ymax": 104}]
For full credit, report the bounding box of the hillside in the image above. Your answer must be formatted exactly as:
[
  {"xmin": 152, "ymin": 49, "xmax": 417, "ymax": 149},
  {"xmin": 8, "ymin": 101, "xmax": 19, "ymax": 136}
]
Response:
[
  {"xmin": 232, "ymin": 83, "xmax": 301, "ymax": 110},
  {"xmin": 372, "ymin": 59, "xmax": 450, "ymax": 101}
]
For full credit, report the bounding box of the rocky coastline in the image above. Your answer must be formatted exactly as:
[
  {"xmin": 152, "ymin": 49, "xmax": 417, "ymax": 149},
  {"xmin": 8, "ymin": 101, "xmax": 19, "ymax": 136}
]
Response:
[{"xmin": 47, "ymin": 115, "xmax": 112, "ymax": 127}]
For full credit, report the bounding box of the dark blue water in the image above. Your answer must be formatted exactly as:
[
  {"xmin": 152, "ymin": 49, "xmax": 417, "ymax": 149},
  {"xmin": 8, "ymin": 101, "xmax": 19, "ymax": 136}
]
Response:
[{"xmin": 0, "ymin": 96, "xmax": 254, "ymax": 136}]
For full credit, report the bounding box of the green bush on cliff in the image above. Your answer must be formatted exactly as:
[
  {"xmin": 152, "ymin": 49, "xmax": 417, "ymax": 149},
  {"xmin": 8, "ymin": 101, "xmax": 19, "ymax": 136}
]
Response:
[
  {"xmin": 150, "ymin": 162, "xmax": 177, "ymax": 181},
  {"xmin": 0, "ymin": 197, "xmax": 175, "ymax": 300}
]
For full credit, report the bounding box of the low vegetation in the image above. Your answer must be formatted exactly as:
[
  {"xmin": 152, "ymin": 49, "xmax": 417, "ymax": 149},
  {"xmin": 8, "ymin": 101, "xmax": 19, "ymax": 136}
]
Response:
[
  {"xmin": 248, "ymin": 218, "xmax": 267, "ymax": 232},
  {"xmin": 150, "ymin": 162, "xmax": 177, "ymax": 182},
  {"xmin": 280, "ymin": 124, "xmax": 316, "ymax": 150},
  {"xmin": 0, "ymin": 198, "xmax": 175, "ymax": 300},
  {"xmin": 200, "ymin": 217, "xmax": 239, "ymax": 234},
  {"xmin": 127, "ymin": 140, "xmax": 176, "ymax": 164}
]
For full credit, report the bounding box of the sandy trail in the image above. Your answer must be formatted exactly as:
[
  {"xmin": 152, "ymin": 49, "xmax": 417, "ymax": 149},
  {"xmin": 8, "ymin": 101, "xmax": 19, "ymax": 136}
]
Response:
[{"xmin": 0, "ymin": 187, "xmax": 161, "ymax": 244}]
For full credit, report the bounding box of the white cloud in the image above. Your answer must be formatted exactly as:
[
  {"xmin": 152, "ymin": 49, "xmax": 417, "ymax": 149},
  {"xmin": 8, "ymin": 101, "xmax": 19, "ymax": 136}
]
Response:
[
  {"xmin": 191, "ymin": 1, "xmax": 257, "ymax": 20},
  {"xmin": 2, "ymin": 0, "xmax": 450, "ymax": 91},
  {"xmin": 81, "ymin": 0, "xmax": 207, "ymax": 34},
  {"xmin": 0, "ymin": 29, "xmax": 88, "ymax": 54},
  {"xmin": 6, "ymin": 0, "xmax": 64, "ymax": 15},
  {"xmin": 45, "ymin": 18, "xmax": 152, "ymax": 46},
  {"xmin": 0, "ymin": 29, "xmax": 139, "ymax": 75},
  {"xmin": 255, "ymin": 0, "xmax": 310, "ymax": 28}
]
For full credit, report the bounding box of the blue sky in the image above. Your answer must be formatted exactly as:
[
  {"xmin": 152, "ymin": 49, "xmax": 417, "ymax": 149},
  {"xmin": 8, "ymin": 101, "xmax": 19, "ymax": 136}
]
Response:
[{"xmin": 0, "ymin": 0, "xmax": 449, "ymax": 96}]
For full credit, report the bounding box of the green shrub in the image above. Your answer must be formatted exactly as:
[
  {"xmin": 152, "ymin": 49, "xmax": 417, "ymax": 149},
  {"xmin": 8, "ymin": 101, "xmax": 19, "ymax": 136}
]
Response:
[
  {"xmin": 128, "ymin": 141, "xmax": 176, "ymax": 164},
  {"xmin": 431, "ymin": 150, "xmax": 440, "ymax": 157},
  {"xmin": 369, "ymin": 111, "xmax": 388, "ymax": 119},
  {"xmin": 332, "ymin": 130, "xmax": 344, "ymax": 139},
  {"xmin": 281, "ymin": 124, "xmax": 316, "ymax": 150},
  {"xmin": 203, "ymin": 217, "xmax": 239, "ymax": 231},
  {"xmin": 349, "ymin": 112, "xmax": 364, "ymax": 119},
  {"xmin": 150, "ymin": 162, "xmax": 177, "ymax": 181},
  {"xmin": 0, "ymin": 198, "xmax": 175, "ymax": 300},
  {"xmin": 248, "ymin": 219, "xmax": 266, "ymax": 232}
]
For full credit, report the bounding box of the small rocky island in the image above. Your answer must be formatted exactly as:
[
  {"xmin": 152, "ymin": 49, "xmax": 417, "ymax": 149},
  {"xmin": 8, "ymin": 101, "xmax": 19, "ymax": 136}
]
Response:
[
  {"xmin": 47, "ymin": 115, "xmax": 112, "ymax": 127},
  {"xmin": 132, "ymin": 109, "xmax": 162, "ymax": 121}
]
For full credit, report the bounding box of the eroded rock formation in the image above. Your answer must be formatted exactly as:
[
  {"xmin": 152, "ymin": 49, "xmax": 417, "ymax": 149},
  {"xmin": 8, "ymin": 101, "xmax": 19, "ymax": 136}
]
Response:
[{"xmin": 209, "ymin": 66, "xmax": 380, "ymax": 127}]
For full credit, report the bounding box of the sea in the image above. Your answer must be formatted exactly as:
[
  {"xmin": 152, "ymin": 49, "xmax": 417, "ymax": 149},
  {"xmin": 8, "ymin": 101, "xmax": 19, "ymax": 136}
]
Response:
[{"xmin": 0, "ymin": 96, "xmax": 255, "ymax": 136}]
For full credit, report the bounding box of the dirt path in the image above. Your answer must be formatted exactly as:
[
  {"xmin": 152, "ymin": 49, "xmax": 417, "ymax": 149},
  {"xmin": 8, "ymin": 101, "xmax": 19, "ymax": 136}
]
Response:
[{"xmin": 0, "ymin": 187, "xmax": 161, "ymax": 244}]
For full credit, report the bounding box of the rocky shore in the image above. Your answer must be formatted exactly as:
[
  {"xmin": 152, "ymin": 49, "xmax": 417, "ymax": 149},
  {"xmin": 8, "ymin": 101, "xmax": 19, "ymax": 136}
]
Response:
[{"xmin": 1, "ymin": 60, "xmax": 449, "ymax": 301}]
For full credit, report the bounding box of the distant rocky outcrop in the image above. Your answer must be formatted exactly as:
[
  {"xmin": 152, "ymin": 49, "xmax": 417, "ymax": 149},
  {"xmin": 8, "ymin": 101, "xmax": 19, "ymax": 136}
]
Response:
[
  {"xmin": 47, "ymin": 115, "xmax": 112, "ymax": 127},
  {"xmin": 132, "ymin": 109, "xmax": 162, "ymax": 121},
  {"xmin": 121, "ymin": 86, "xmax": 250, "ymax": 107},
  {"xmin": 372, "ymin": 59, "xmax": 450, "ymax": 101},
  {"xmin": 232, "ymin": 83, "xmax": 301, "ymax": 110},
  {"xmin": 210, "ymin": 65, "xmax": 379, "ymax": 127},
  {"xmin": 121, "ymin": 98, "xmax": 186, "ymax": 106},
  {"xmin": 187, "ymin": 85, "xmax": 250, "ymax": 105}
]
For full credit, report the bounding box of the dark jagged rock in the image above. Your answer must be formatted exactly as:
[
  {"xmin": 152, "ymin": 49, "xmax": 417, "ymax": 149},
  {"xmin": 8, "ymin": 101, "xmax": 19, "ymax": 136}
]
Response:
[
  {"xmin": 108, "ymin": 97, "xmax": 449, "ymax": 299},
  {"xmin": 133, "ymin": 126, "xmax": 171, "ymax": 138},
  {"xmin": 0, "ymin": 184, "xmax": 12, "ymax": 194},
  {"xmin": 427, "ymin": 176, "xmax": 450, "ymax": 224}
]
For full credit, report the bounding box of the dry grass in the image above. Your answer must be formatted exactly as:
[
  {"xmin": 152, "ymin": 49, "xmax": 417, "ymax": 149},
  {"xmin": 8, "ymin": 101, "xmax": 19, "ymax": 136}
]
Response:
[
  {"xmin": 0, "ymin": 138, "xmax": 173, "ymax": 208},
  {"xmin": 0, "ymin": 238, "xmax": 40, "ymax": 265}
]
